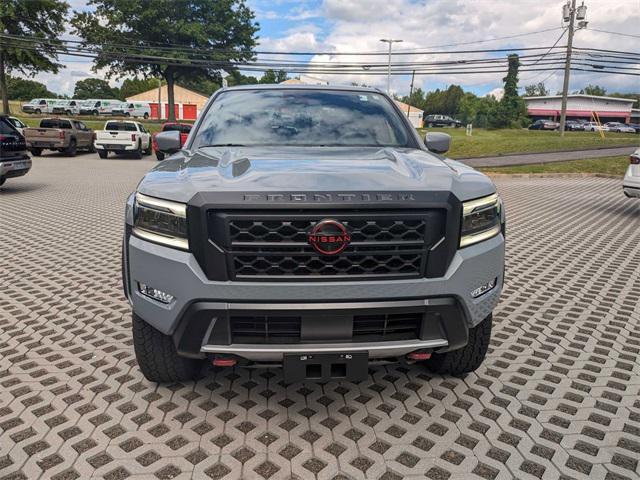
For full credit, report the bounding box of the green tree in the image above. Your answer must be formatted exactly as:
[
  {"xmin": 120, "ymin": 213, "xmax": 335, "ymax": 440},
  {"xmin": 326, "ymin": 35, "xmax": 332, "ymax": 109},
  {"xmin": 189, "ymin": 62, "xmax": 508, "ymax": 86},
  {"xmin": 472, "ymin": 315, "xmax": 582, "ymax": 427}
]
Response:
[
  {"xmin": 5, "ymin": 74, "xmax": 58, "ymax": 100},
  {"xmin": 178, "ymin": 76, "xmax": 220, "ymax": 96},
  {"xmin": 72, "ymin": 0, "xmax": 258, "ymax": 121},
  {"xmin": 490, "ymin": 54, "xmax": 527, "ymax": 128},
  {"xmin": 259, "ymin": 69, "xmax": 288, "ymax": 84},
  {"xmin": 524, "ymin": 82, "xmax": 549, "ymax": 97},
  {"xmin": 226, "ymin": 70, "xmax": 258, "ymax": 86},
  {"xmin": 581, "ymin": 84, "xmax": 606, "ymax": 96},
  {"xmin": 119, "ymin": 77, "xmax": 163, "ymax": 99},
  {"xmin": 73, "ymin": 78, "xmax": 119, "ymax": 99},
  {"xmin": 0, "ymin": 0, "xmax": 69, "ymax": 113}
]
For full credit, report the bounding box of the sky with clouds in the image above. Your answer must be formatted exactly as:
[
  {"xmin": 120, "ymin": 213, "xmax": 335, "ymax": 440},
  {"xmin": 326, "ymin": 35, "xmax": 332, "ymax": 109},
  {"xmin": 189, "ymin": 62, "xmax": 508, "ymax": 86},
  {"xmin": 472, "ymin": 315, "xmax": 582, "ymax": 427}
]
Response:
[{"xmin": 23, "ymin": 0, "xmax": 640, "ymax": 97}]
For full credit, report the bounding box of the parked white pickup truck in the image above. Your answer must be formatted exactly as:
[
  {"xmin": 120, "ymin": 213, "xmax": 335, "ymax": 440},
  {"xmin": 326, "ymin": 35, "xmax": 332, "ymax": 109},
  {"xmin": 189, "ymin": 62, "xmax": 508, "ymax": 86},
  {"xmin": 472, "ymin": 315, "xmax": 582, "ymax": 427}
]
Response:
[{"xmin": 94, "ymin": 120, "xmax": 152, "ymax": 159}]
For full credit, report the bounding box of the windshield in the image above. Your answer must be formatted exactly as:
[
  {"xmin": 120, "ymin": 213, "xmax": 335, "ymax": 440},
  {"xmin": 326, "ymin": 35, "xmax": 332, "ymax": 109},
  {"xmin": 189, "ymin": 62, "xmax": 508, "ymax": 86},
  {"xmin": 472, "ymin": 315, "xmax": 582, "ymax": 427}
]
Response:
[
  {"xmin": 163, "ymin": 124, "xmax": 192, "ymax": 133},
  {"xmin": 192, "ymin": 89, "xmax": 411, "ymax": 148},
  {"xmin": 41, "ymin": 119, "xmax": 71, "ymax": 129},
  {"xmin": 105, "ymin": 122, "xmax": 136, "ymax": 131}
]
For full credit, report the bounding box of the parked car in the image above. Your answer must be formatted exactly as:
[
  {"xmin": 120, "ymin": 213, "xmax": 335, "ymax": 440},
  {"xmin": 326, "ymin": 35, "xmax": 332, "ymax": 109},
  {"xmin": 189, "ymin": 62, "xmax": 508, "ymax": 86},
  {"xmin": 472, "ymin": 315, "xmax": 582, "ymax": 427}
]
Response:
[
  {"xmin": 604, "ymin": 122, "xmax": 636, "ymax": 133},
  {"xmin": 50, "ymin": 99, "xmax": 81, "ymax": 116},
  {"xmin": 152, "ymin": 122, "xmax": 192, "ymax": 160},
  {"xmin": 78, "ymin": 99, "xmax": 122, "ymax": 116},
  {"xmin": 23, "ymin": 118, "xmax": 95, "ymax": 156},
  {"xmin": 627, "ymin": 123, "xmax": 640, "ymax": 133},
  {"xmin": 21, "ymin": 98, "xmax": 57, "ymax": 114},
  {"xmin": 424, "ymin": 114, "xmax": 462, "ymax": 128},
  {"xmin": 583, "ymin": 122, "xmax": 609, "ymax": 132},
  {"xmin": 116, "ymin": 102, "xmax": 151, "ymax": 119},
  {"xmin": 94, "ymin": 120, "xmax": 152, "ymax": 159},
  {"xmin": 124, "ymin": 85, "xmax": 506, "ymax": 383},
  {"xmin": 0, "ymin": 115, "xmax": 32, "ymax": 187},
  {"xmin": 7, "ymin": 116, "xmax": 27, "ymax": 136},
  {"xmin": 623, "ymin": 149, "xmax": 640, "ymax": 198},
  {"xmin": 564, "ymin": 120, "xmax": 584, "ymax": 131},
  {"xmin": 529, "ymin": 119, "xmax": 559, "ymax": 130}
]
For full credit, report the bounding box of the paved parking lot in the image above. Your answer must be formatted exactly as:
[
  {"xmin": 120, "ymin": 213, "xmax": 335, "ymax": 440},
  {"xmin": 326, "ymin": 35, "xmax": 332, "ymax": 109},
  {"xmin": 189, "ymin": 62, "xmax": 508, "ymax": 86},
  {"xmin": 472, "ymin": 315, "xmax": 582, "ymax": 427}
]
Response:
[{"xmin": 1, "ymin": 153, "xmax": 640, "ymax": 480}]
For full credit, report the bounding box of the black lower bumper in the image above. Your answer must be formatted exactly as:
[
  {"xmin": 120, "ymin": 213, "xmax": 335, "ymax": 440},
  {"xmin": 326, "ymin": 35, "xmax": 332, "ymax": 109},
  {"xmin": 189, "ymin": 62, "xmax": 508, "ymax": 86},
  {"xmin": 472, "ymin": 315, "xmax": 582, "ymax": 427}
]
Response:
[
  {"xmin": 172, "ymin": 298, "xmax": 469, "ymax": 361},
  {"xmin": 3, "ymin": 167, "xmax": 31, "ymax": 179}
]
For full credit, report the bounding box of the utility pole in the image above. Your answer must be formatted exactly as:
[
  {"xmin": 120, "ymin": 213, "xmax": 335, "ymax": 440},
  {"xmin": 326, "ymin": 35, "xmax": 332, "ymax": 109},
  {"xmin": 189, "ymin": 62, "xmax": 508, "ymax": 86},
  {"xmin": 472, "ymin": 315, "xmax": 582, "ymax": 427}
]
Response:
[
  {"xmin": 157, "ymin": 78, "xmax": 162, "ymax": 120},
  {"xmin": 380, "ymin": 39, "xmax": 403, "ymax": 94},
  {"xmin": 559, "ymin": 0, "xmax": 588, "ymax": 136}
]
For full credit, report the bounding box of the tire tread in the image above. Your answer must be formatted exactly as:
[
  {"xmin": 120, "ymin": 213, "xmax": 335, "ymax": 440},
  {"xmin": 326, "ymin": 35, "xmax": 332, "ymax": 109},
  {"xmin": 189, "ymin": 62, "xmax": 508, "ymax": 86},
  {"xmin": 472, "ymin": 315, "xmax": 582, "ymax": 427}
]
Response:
[
  {"xmin": 427, "ymin": 314, "xmax": 492, "ymax": 375},
  {"xmin": 132, "ymin": 313, "xmax": 201, "ymax": 382}
]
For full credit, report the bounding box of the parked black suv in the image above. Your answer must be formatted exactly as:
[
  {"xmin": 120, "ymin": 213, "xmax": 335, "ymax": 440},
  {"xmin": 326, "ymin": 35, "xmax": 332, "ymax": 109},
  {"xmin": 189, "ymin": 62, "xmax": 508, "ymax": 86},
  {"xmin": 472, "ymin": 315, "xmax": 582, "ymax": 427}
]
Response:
[{"xmin": 0, "ymin": 115, "xmax": 32, "ymax": 187}]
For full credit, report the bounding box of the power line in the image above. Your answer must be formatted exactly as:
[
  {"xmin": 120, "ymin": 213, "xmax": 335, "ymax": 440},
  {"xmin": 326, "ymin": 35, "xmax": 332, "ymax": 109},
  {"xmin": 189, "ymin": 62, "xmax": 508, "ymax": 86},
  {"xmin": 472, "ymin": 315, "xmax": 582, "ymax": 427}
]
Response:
[{"xmin": 587, "ymin": 28, "xmax": 640, "ymax": 39}]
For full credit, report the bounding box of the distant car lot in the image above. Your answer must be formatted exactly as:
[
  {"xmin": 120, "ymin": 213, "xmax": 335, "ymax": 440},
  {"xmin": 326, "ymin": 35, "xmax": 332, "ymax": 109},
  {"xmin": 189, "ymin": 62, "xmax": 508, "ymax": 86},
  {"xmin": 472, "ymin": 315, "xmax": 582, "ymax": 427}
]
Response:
[{"xmin": 1, "ymin": 156, "xmax": 639, "ymax": 479}]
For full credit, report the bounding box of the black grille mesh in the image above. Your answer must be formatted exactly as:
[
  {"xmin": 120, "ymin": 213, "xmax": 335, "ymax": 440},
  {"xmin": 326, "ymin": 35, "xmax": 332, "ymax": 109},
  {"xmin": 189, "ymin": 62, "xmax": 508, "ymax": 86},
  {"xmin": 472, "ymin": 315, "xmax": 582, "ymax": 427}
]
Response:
[{"xmin": 209, "ymin": 211, "xmax": 444, "ymax": 281}]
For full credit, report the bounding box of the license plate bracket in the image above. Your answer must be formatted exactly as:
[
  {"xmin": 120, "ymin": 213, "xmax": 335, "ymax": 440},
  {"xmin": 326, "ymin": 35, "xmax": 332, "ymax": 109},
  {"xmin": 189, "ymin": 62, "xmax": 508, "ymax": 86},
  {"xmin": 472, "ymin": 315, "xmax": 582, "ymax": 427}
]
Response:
[{"xmin": 283, "ymin": 352, "xmax": 368, "ymax": 383}]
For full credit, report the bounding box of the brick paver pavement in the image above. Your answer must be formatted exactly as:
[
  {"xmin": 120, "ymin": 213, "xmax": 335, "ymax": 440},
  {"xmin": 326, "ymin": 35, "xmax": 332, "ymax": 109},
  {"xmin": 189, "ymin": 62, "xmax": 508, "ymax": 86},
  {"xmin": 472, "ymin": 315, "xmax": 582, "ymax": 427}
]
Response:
[{"xmin": 1, "ymin": 153, "xmax": 640, "ymax": 480}]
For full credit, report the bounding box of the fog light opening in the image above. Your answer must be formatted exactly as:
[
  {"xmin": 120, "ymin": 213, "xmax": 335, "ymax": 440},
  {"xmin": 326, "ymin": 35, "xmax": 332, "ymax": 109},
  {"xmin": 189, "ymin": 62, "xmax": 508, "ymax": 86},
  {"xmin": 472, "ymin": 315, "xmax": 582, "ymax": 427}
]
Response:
[
  {"xmin": 137, "ymin": 283, "xmax": 174, "ymax": 304},
  {"xmin": 471, "ymin": 278, "xmax": 497, "ymax": 298},
  {"xmin": 407, "ymin": 350, "xmax": 432, "ymax": 362},
  {"xmin": 212, "ymin": 356, "xmax": 237, "ymax": 367}
]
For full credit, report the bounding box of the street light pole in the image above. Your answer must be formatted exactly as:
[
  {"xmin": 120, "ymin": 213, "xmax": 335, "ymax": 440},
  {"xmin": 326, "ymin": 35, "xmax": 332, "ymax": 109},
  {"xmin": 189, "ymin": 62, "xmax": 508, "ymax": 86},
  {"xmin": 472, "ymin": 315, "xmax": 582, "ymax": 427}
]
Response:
[{"xmin": 380, "ymin": 39, "xmax": 403, "ymax": 94}]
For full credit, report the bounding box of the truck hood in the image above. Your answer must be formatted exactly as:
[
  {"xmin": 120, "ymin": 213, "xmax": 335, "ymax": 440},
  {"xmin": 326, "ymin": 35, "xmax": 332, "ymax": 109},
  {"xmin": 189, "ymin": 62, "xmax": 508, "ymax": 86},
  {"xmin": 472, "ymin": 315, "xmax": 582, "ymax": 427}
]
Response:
[{"xmin": 137, "ymin": 146, "xmax": 496, "ymax": 203}]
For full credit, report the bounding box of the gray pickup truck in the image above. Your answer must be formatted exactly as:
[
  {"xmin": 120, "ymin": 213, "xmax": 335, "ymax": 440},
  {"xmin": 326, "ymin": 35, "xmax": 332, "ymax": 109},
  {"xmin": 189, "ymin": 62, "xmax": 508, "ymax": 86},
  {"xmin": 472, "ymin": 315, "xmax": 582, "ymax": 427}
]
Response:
[
  {"xmin": 123, "ymin": 85, "xmax": 505, "ymax": 383},
  {"xmin": 24, "ymin": 118, "xmax": 95, "ymax": 156}
]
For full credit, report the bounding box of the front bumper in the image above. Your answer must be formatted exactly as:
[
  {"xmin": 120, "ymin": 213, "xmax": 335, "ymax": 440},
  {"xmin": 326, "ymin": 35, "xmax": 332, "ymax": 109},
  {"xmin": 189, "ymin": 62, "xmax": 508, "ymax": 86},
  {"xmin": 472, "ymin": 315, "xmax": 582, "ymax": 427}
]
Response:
[{"xmin": 124, "ymin": 225, "xmax": 504, "ymax": 360}]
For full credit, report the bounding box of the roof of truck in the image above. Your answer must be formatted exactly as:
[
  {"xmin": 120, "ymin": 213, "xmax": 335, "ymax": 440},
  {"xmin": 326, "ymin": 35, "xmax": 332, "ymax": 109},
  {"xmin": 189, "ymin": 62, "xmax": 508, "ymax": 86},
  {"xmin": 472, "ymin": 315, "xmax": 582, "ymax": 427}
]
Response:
[{"xmin": 220, "ymin": 84, "xmax": 384, "ymax": 94}]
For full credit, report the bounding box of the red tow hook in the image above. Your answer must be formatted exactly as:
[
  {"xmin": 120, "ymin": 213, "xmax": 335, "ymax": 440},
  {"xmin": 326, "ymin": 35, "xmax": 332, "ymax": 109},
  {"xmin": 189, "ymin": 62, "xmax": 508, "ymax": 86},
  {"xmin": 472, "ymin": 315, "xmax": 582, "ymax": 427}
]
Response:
[
  {"xmin": 407, "ymin": 351, "xmax": 432, "ymax": 361},
  {"xmin": 212, "ymin": 357, "xmax": 237, "ymax": 367}
]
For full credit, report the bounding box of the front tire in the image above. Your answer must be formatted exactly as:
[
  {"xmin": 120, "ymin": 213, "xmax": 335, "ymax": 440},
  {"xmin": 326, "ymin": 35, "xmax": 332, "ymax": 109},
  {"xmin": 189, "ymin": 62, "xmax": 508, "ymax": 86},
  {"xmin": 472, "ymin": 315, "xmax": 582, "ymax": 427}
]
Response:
[
  {"xmin": 98, "ymin": 150, "xmax": 108, "ymax": 159},
  {"xmin": 155, "ymin": 151, "xmax": 165, "ymax": 161},
  {"xmin": 426, "ymin": 314, "xmax": 492, "ymax": 375},
  {"xmin": 0, "ymin": 177, "xmax": 5, "ymax": 186},
  {"xmin": 132, "ymin": 313, "xmax": 203, "ymax": 383},
  {"xmin": 30, "ymin": 148, "xmax": 42, "ymax": 156},
  {"xmin": 143, "ymin": 113, "xmax": 149, "ymax": 119}
]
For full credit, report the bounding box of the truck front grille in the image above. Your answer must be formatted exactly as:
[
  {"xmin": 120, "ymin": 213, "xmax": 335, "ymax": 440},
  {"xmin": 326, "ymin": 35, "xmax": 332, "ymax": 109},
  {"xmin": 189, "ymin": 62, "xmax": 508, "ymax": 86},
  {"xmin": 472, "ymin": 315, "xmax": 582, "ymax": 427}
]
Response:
[{"xmin": 208, "ymin": 210, "xmax": 446, "ymax": 281}]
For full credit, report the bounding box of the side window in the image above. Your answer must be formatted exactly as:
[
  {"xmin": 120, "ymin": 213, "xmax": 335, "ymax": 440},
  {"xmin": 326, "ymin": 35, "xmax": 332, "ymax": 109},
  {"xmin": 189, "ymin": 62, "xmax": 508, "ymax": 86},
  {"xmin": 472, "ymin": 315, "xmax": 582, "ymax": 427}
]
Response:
[
  {"xmin": 139, "ymin": 125, "xmax": 147, "ymax": 133},
  {"xmin": 39, "ymin": 100, "xmax": 46, "ymax": 105},
  {"xmin": 96, "ymin": 101, "xmax": 101, "ymax": 107},
  {"xmin": 78, "ymin": 122, "xmax": 87, "ymax": 130}
]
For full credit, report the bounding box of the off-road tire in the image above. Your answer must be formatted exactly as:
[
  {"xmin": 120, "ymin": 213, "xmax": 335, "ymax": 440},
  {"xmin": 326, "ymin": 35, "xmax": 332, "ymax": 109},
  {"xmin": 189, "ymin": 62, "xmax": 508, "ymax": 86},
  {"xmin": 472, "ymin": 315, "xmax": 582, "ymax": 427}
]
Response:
[
  {"xmin": 156, "ymin": 151, "xmax": 165, "ymax": 161},
  {"xmin": 30, "ymin": 148, "xmax": 42, "ymax": 156},
  {"xmin": 426, "ymin": 314, "xmax": 492, "ymax": 375},
  {"xmin": 132, "ymin": 313, "xmax": 203, "ymax": 382},
  {"xmin": 66, "ymin": 139, "xmax": 77, "ymax": 157},
  {"xmin": 98, "ymin": 150, "xmax": 108, "ymax": 159}
]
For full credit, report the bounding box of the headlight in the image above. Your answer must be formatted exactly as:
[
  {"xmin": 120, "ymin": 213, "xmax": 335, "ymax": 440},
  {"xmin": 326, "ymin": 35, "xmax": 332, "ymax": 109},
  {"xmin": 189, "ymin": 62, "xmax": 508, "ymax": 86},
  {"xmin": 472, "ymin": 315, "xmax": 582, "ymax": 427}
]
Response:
[
  {"xmin": 133, "ymin": 192, "xmax": 189, "ymax": 250},
  {"xmin": 460, "ymin": 193, "xmax": 502, "ymax": 248}
]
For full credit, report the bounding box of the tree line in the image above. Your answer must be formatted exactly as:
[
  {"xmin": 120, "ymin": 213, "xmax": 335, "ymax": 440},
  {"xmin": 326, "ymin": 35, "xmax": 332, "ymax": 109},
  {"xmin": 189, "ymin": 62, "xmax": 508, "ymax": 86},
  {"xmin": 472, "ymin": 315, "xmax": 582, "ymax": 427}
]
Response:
[{"xmin": 3, "ymin": 68, "xmax": 289, "ymax": 104}]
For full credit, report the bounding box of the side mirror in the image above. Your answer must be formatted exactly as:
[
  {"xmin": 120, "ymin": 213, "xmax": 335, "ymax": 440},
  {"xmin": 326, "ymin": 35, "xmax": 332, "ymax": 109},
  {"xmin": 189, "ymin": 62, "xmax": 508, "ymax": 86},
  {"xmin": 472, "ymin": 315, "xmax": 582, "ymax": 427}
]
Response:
[
  {"xmin": 425, "ymin": 132, "xmax": 451, "ymax": 154},
  {"xmin": 155, "ymin": 130, "xmax": 182, "ymax": 154}
]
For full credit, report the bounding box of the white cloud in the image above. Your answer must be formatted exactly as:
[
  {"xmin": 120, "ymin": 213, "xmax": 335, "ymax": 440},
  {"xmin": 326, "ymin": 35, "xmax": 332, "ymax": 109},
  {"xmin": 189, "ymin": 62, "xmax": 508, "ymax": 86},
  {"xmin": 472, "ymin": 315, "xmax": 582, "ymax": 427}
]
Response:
[
  {"xmin": 14, "ymin": 0, "xmax": 640, "ymax": 96},
  {"xmin": 310, "ymin": 0, "xmax": 640, "ymax": 95}
]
